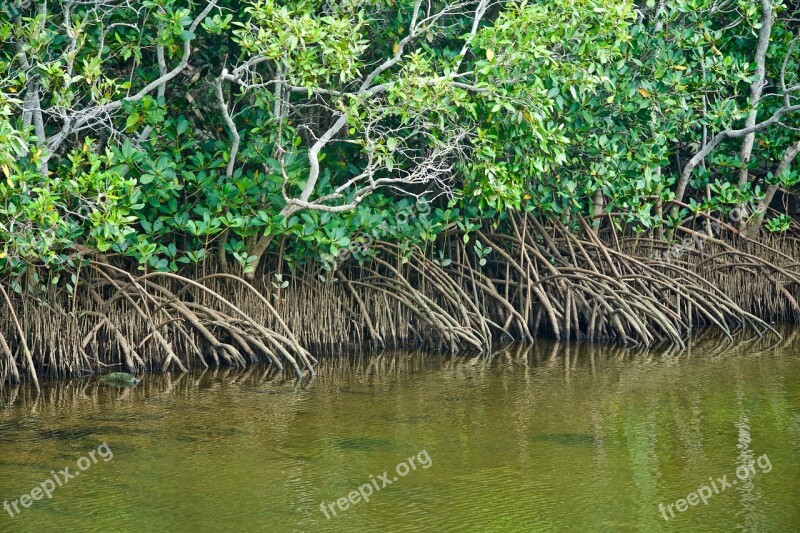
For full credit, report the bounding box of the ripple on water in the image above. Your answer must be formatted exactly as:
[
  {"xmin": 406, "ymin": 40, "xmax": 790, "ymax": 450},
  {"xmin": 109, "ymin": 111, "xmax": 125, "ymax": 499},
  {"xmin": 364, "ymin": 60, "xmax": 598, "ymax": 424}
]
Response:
[
  {"xmin": 329, "ymin": 437, "xmax": 394, "ymax": 452},
  {"xmin": 0, "ymin": 336, "xmax": 798, "ymax": 532}
]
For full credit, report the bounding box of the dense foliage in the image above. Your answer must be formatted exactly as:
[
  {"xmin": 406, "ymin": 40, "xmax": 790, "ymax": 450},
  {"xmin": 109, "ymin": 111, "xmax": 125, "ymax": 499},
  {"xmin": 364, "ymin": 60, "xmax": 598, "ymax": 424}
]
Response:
[{"xmin": 0, "ymin": 0, "xmax": 798, "ymax": 279}]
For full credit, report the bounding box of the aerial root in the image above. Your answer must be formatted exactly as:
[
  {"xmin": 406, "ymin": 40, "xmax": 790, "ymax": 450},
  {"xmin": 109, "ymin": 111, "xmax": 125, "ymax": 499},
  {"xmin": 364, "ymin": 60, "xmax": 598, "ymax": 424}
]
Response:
[
  {"xmin": 4, "ymin": 262, "xmax": 315, "ymax": 379},
  {"xmin": 2, "ymin": 211, "xmax": 797, "ymax": 385},
  {"xmin": 0, "ymin": 283, "xmax": 39, "ymax": 392},
  {"xmin": 333, "ymin": 213, "xmax": 780, "ymax": 350}
]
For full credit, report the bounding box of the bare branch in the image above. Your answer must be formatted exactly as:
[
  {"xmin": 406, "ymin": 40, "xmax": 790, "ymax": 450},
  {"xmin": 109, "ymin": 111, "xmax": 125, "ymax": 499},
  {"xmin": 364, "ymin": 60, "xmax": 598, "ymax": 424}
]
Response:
[
  {"xmin": 747, "ymin": 138, "xmax": 800, "ymax": 236},
  {"xmin": 45, "ymin": 0, "xmax": 218, "ymax": 158},
  {"xmin": 736, "ymin": 0, "xmax": 774, "ymax": 188},
  {"xmin": 675, "ymin": 103, "xmax": 800, "ymax": 205},
  {"xmin": 215, "ymin": 73, "xmax": 240, "ymax": 178}
]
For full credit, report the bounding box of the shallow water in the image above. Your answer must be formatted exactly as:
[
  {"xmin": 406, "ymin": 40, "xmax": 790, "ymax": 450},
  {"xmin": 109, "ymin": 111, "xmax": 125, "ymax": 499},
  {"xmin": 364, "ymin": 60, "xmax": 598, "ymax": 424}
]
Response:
[{"xmin": 1, "ymin": 330, "xmax": 800, "ymax": 531}]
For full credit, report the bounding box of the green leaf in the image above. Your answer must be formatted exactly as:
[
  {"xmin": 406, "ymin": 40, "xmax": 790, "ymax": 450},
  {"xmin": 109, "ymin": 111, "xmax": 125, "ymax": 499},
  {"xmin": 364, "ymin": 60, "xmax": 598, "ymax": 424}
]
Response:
[{"xmin": 125, "ymin": 113, "xmax": 140, "ymax": 132}]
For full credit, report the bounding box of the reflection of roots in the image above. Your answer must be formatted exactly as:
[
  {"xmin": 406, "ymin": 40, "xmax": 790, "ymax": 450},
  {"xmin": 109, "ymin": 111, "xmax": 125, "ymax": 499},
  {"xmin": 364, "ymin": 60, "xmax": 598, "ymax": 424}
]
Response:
[
  {"xmin": 3, "ymin": 212, "xmax": 799, "ymax": 389},
  {"xmin": 6, "ymin": 328, "xmax": 793, "ymax": 410}
]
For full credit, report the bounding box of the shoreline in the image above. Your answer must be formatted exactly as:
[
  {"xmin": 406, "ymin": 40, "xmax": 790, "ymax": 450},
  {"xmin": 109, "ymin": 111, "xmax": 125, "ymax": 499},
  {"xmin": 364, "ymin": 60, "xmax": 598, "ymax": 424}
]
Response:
[{"xmin": 3, "ymin": 218, "xmax": 798, "ymax": 389}]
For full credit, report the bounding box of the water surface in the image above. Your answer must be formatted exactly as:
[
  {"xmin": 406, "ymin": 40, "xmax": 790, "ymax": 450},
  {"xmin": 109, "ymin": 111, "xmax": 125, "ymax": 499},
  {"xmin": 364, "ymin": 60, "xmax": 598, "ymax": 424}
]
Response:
[{"xmin": 1, "ymin": 330, "xmax": 799, "ymax": 531}]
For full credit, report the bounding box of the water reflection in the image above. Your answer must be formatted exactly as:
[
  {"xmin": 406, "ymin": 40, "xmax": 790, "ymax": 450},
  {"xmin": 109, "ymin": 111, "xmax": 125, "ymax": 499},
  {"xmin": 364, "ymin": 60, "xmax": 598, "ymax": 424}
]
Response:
[{"xmin": 0, "ymin": 329, "xmax": 799, "ymax": 532}]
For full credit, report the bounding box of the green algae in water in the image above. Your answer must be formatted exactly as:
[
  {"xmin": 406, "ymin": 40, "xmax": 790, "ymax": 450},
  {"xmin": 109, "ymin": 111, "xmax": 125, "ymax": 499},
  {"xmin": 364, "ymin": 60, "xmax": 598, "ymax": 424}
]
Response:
[
  {"xmin": 532, "ymin": 433, "xmax": 600, "ymax": 446},
  {"xmin": 330, "ymin": 437, "xmax": 394, "ymax": 451},
  {"xmin": 97, "ymin": 372, "xmax": 140, "ymax": 387}
]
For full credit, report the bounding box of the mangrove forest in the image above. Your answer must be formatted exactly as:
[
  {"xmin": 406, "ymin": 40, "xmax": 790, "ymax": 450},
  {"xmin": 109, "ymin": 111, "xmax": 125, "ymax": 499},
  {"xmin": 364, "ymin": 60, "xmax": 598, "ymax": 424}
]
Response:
[
  {"xmin": 0, "ymin": 0, "xmax": 799, "ymax": 384},
  {"xmin": 2, "ymin": 1, "xmax": 800, "ymax": 531}
]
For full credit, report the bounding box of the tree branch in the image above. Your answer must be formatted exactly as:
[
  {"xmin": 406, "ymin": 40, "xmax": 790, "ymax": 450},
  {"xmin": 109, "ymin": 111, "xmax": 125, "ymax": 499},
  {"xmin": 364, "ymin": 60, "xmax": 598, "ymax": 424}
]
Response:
[
  {"xmin": 215, "ymin": 73, "xmax": 240, "ymax": 178},
  {"xmin": 737, "ymin": 0, "xmax": 774, "ymax": 188},
  {"xmin": 747, "ymin": 138, "xmax": 800, "ymax": 236},
  {"xmin": 675, "ymin": 103, "xmax": 800, "ymax": 206},
  {"xmin": 45, "ymin": 0, "xmax": 218, "ymax": 159}
]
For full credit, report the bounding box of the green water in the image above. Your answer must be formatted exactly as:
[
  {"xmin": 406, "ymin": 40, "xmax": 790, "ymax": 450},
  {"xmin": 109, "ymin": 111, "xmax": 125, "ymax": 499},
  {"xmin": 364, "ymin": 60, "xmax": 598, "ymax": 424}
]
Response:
[{"xmin": 1, "ymin": 332, "xmax": 800, "ymax": 532}]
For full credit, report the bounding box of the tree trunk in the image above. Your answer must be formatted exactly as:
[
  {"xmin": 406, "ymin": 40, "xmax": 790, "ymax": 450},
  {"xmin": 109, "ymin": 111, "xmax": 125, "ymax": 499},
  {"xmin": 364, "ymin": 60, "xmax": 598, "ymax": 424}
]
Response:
[
  {"xmin": 736, "ymin": 0, "xmax": 774, "ymax": 228},
  {"xmin": 746, "ymin": 139, "xmax": 800, "ymax": 237}
]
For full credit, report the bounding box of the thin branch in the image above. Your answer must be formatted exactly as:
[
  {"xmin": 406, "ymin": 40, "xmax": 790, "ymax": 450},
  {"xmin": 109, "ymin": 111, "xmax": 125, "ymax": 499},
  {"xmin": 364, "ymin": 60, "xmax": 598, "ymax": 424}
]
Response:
[
  {"xmin": 675, "ymin": 103, "xmax": 800, "ymax": 205},
  {"xmin": 45, "ymin": 0, "xmax": 218, "ymax": 158},
  {"xmin": 215, "ymin": 74, "xmax": 240, "ymax": 178}
]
